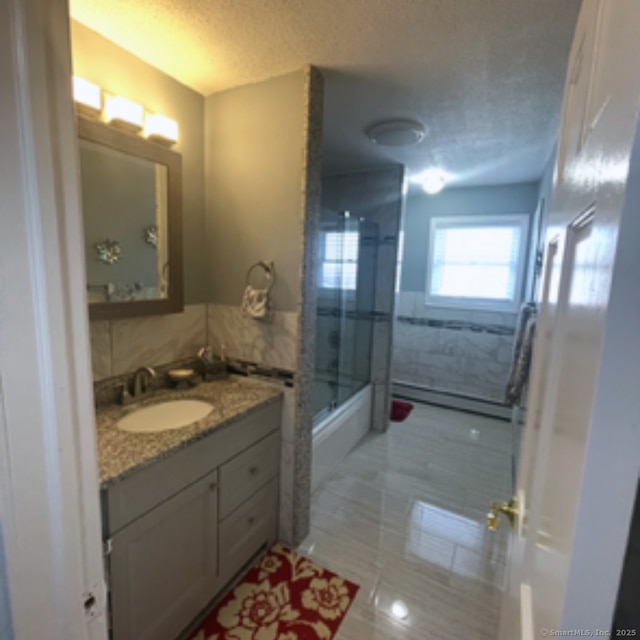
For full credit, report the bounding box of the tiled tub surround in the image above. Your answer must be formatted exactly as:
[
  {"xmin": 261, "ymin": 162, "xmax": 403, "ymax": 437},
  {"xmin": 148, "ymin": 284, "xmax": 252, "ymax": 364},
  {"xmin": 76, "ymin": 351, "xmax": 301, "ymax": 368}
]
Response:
[
  {"xmin": 314, "ymin": 300, "xmax": 382, "ymax": 411},
  {"xmin": 95, "ymin": 375, "xmax": 282, "ymax": 487},
  {"xmin": 321, "ymin": 167, "xmax": 405, "ymax": 432},
  {"xmin": 392, "ymin": 292, "xmax": 517, "ymax": 402}
]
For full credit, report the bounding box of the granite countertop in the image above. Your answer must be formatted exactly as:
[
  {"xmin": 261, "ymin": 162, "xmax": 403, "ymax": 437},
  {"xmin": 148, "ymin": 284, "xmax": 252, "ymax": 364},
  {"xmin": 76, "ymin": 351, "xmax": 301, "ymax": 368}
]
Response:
[{"xmin": 96, "ymin": 375, "xmax": 283, "ymax": 488}]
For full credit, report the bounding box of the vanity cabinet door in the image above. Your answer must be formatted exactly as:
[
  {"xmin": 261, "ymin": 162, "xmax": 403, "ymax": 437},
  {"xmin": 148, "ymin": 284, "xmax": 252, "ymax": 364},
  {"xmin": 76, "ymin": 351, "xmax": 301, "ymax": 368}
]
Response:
[
  {"xmin": 219, "ymin": 478, "xmax": 278, "ymax": 585},
  {"xmin": 110, "ymin": 470, "xmax": 218, "ymax": 640}
]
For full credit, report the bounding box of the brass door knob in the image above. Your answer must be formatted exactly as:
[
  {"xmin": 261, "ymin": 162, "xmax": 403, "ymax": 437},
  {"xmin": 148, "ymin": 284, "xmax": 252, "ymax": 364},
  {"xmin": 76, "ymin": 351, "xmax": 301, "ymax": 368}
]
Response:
[{"xmin": 486, "ymin": 497, "xmax": 519, "ymax": 531}]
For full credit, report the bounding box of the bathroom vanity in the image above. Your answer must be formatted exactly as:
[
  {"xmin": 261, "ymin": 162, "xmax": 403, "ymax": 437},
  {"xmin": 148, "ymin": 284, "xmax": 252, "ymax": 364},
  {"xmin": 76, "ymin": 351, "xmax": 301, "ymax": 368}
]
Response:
[{"xmin": 96, "ymin": 377, "xmax": 283, "ymax": 640}]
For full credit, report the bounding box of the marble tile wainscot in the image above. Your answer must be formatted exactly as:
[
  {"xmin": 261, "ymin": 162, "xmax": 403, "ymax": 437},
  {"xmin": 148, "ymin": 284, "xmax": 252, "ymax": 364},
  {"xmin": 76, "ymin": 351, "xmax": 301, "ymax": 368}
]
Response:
[
  {"xmin": 392, "ymin": 305, "xmax": 517, "ymax": 402},
  {"xmin": 89, "ymin": 303, "xmax": 208, "ymax": 381}
]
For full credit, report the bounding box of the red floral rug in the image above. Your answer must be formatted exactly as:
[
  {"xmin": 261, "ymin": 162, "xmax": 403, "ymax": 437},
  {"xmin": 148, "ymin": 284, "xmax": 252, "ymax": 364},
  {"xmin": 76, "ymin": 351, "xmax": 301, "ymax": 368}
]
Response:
[{"xmin": 190, "ymin": 544, "xmax": 359, "ymax": 640}]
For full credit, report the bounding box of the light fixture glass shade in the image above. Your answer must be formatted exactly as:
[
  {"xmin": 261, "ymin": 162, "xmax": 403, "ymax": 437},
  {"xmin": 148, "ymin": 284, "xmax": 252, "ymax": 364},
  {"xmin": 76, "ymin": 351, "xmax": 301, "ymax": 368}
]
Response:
[
  {"xmin": 104, "ymin": 94, "xmax": 144, "ymax": 130},
  {"xmin": 72, "ymin": 76, "xmax": 101, "ymax": 111},
  {"xmin": 421, "ymin": 170, "xmax": 447, "ymax": 195},
  {"xmin": 144, "ymin": 113, "xmax": 179, "ymax": 143}
]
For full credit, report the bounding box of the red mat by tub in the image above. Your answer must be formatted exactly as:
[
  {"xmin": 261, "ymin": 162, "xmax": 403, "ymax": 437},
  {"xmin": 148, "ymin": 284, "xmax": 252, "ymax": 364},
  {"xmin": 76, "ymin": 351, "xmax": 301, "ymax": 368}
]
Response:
[{"xmin": 390, "ymin": 399, "xmax": 414, "ymax": 422}]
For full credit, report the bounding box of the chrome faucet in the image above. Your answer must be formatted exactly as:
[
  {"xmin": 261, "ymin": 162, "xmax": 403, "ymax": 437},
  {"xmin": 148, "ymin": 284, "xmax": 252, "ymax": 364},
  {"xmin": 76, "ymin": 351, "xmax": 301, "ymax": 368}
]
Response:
[{"xmin": 132, "ymin": 366, "xmax": 157, "ymax": 398}]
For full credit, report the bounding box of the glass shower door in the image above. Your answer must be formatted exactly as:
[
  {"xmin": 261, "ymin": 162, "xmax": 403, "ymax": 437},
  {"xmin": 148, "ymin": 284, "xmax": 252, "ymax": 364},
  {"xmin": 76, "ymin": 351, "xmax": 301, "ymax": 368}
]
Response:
[
  {"xmin": 312, "ymin": 208, "xmax": 344, "ymax": 420},
  {"xmin": 312, "ymin": 212, "xmax": 378, "ymax": 425},
  {"xmin": 336, "ymin": 218, "xmax": 377, "ymax": 406}
]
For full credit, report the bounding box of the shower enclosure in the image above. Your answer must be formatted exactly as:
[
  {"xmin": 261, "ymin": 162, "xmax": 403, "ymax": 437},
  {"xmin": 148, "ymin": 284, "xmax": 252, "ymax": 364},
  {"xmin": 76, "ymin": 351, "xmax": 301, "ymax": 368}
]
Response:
[{"xmin": 312, "ymin": 208, "xmax": 377, "ymax": 426}]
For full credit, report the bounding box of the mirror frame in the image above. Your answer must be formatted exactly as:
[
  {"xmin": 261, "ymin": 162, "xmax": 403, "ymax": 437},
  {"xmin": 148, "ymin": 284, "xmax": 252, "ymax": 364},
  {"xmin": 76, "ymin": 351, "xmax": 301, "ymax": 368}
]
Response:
[{"xmin": 78, "ymin": 117, "xmax": 183, "ymax": 321}]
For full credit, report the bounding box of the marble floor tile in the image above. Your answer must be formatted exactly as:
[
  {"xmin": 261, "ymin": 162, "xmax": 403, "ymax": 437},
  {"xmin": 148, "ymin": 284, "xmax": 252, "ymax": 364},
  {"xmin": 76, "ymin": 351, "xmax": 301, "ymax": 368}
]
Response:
[{"xmin": 298, "ymin": 401, "xmax": 512, "ymax": 639}]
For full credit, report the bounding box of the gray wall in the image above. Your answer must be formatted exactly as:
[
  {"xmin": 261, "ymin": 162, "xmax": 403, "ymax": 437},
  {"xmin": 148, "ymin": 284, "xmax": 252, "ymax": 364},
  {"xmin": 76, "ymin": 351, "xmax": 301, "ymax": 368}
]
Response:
[
  {"xmin": 71, "ymin": 21, "xmax": 208, "ymax": 303},
  {"xmin": 401, "ymin": 182, "xmax": 540, "ymax": 293},
  {"xmin": 204, "ymin": 70, "xmax": 307, "ymax": 312}
]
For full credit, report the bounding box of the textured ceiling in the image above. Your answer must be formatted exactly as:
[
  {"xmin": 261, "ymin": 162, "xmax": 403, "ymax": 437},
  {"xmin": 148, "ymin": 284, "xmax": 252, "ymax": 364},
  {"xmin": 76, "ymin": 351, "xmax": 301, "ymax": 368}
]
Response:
[{"xmin": 69, "ymin": 0, "xmax": 581, "ymax": 187}]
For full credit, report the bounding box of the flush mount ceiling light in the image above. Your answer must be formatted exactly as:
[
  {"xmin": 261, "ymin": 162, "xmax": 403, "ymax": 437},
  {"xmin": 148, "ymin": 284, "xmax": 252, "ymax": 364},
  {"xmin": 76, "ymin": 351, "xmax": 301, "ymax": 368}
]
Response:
[
  {"xmin": 365, "ymin": 119, "xmax": 426, "ymax": 147},
  {"xmin": 419, "ymin": 169, "xmax": 448, "ymax": 195}
]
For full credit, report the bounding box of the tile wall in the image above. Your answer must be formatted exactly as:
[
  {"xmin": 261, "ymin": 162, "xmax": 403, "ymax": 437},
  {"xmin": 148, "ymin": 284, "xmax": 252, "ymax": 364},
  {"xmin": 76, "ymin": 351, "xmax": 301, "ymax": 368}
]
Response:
[
  {"xmin": 392, "ymin": 292, "xmax": 517, "ymax": 402},
  {"xmin": 89, "ymin": 303, "xmax": 299, "ymax": 382},
  {"xmin": 207, "ymin": 304, "xmax": 297, "ymax": 372},
  {"xmin": 89, "ymin": 304, "xmax": 208, "ymax": 380}
]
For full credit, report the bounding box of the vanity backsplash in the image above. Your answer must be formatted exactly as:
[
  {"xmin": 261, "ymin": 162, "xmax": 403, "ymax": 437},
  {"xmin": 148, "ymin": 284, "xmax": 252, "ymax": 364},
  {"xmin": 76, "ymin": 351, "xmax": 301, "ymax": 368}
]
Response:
[{"xmin": 90, "ymin": 302, "xmax": 297, "ymax": 384}]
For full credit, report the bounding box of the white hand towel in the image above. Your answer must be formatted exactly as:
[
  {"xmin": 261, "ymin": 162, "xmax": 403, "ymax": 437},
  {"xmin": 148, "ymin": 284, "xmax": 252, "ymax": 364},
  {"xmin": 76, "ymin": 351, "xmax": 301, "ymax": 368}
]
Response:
[{"xmin": 241, "ymin": 285, "xmax": 272, "ymax": 320}]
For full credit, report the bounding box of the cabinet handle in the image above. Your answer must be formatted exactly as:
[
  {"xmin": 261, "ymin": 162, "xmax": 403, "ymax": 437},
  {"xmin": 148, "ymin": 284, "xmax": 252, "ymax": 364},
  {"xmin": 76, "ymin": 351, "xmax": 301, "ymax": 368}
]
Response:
[
  {"xmin": 209, "ymin": 482, "xmax": 217, "ymax": 491},
  {"xmin": 249, "ymin": 466, "xmax": 259, "ymax": 476}
]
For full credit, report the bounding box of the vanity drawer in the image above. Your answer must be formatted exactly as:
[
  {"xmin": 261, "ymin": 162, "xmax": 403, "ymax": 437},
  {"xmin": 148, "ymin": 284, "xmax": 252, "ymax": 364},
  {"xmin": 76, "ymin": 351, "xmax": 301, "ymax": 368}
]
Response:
[
  {"xmin": 219, "ymin": 431, "xmax": 280, "ymax": 519},
  {"xmin": 219, "ymin": 479, "xmax": 278, "ymax": 583}
]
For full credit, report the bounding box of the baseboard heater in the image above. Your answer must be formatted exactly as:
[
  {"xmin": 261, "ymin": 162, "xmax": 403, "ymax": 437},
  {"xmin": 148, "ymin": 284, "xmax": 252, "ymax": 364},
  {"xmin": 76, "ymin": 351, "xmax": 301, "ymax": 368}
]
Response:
[{"xmin": 392, "ymin": 381, "xmax": 512, "ymax": 420}]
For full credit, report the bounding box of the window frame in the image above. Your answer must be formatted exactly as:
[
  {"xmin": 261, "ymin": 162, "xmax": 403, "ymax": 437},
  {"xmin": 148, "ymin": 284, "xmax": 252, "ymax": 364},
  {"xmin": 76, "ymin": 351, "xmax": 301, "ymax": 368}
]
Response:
[{"xmin": 425, "ymin": 214, "xmax": 530, "ymax": 311}]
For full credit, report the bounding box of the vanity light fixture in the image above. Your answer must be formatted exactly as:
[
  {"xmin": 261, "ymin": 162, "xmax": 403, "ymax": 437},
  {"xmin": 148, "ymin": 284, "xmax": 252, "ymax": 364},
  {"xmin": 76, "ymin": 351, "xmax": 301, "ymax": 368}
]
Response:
[
  {"xmin": 104, "ymin": 94, "xmax": 144, "ymax": 131},
  {"xmin": 144, "ymin": 113, "xmax": 179, "ymax": 144},
  {"xmin": 72, "ymin": 76, "xmax": 101, "ymax": 114}
]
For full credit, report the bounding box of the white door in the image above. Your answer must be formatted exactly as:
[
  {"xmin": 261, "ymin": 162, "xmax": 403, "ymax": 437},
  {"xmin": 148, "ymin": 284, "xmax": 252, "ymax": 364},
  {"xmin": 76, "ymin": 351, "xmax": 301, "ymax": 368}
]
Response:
[
  {"xmin": 0, "ymin": 0, "xmax": 108, "ymax": 638},
  {"xmin": 499, "ymin": 0, "xmax": 640, "ymax": 637}
]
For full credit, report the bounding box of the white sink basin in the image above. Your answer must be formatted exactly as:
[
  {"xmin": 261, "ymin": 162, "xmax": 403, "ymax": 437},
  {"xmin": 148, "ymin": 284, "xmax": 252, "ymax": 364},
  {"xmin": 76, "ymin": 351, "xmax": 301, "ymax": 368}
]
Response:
[{"xmin": 117, "ymin": 399, "xmax": 214, "ymax": 433}]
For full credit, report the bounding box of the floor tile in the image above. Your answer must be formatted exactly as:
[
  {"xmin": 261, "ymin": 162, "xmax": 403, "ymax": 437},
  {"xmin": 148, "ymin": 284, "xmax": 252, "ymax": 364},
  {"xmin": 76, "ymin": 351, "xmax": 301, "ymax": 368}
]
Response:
[{"xmin": 299, "ymin": 401, "xmax": 512, "ymax": 639}]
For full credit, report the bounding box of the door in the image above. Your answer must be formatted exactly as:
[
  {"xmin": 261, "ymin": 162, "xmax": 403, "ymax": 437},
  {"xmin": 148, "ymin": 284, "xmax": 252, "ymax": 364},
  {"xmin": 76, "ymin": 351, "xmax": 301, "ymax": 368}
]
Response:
[
  {"xmin": 498, "ymin": 1, "xmax": 640, "ymax": 637},
  {"xmin": 0, "ymin": 1, "xmax": 108, "ymax": 638},
  {"xmin": 110, "ymin": 470, "xmax": 219, "ymax": 640}
]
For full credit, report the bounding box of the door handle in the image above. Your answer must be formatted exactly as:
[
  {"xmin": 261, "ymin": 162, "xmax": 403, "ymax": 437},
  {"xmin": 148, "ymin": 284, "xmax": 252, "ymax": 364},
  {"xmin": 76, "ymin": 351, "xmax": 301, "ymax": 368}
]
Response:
[{"xmin": 486, "ymin": 497, "xmax": 519, "ymax": 531}]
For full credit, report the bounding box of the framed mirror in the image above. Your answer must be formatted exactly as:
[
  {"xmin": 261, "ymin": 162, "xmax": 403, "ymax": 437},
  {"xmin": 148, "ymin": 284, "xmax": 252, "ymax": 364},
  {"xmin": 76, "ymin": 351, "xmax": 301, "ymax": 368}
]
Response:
[{"xmin": 77, "ymin": 118, "xmax": 183, "ymax": 320}]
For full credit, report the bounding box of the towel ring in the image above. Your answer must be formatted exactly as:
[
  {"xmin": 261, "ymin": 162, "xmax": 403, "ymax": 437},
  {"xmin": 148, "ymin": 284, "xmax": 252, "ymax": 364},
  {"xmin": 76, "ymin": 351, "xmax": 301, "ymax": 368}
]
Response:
[{"xmin": 245, "ymin": 261, "xmax": 275, "ymax": 293}]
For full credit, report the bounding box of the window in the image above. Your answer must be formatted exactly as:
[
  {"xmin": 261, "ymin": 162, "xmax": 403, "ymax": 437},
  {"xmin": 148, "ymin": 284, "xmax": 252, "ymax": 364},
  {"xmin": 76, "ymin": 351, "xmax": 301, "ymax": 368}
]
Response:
[
  {"xmin": 320, "ymin": 231, "xmax": 359, "ymax": 289},
  {"xmin": 426, "ymin": 215, "xmax": 528, "ymax": 310}
]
